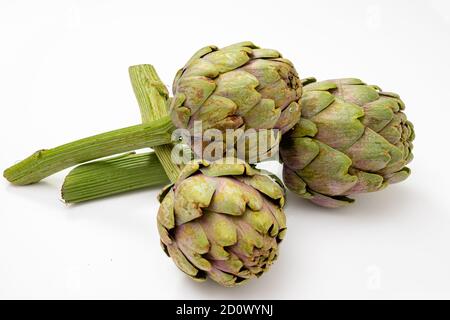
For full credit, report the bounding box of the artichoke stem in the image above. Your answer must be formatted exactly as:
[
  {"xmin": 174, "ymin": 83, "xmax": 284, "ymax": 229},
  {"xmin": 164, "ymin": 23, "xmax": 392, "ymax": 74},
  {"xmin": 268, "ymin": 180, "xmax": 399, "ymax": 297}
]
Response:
[
  {"xmin": 129, "ymin": 64, "xmax": 181, "ymax": 182},
  {"xmin": 61, "ymin": 152, "xmax": 169, "ymax": 203},
  {"xmin": 3, "ymin": 117, "xmax": 175, "ymax": 185}
]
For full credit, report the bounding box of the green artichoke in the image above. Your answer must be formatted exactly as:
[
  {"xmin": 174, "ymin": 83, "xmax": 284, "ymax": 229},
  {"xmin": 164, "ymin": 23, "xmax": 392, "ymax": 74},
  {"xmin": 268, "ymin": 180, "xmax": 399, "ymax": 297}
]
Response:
[
  {"xmin": 170, "ymin": 41, "xmax": 302, "ymax": 161},
  {"xmin": 157, "ymin": 158, "xmax": 286, "ymax": 287},
  {"xmin": 280, "ymin": 78, "xmax": 415, "ymax": 208}
]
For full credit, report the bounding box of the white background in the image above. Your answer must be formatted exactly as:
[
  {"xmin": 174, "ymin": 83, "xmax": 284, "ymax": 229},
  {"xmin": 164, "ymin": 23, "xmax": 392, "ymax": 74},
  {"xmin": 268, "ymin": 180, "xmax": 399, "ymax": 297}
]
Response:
[{"xmin": 1, "ymin": 0, "xmax": 449, "ymax": 299}]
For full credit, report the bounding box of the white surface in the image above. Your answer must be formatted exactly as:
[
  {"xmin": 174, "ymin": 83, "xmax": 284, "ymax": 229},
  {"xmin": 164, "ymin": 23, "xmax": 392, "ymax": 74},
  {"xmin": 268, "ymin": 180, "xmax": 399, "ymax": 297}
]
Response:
[{"xmin": 1, "ymin": 0, "xmax": 449, "ymax": 299}]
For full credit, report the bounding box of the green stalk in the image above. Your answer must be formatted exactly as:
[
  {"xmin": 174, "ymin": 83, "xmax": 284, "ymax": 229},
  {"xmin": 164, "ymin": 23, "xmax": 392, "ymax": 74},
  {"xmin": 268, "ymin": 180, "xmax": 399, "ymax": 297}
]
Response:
[
  {"xmin": 129, "ymin": 64, "xmax": 181, "ymax": 182},
  {"xmin": 62, "ymin": 152, "xmax": 169, "ymax": 203},
  {"xmin": 3, "ymin": 115, "xmax": 175, "ymax": 185}
]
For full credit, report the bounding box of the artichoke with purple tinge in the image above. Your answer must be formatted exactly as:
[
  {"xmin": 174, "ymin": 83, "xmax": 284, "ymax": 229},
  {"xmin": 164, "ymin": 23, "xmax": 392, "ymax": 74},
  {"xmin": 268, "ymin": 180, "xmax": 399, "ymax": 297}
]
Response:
[
  {"xmin": 170, "ymin": 41, "xmax": 302, "ymax": 161},
  {"xmin": 280, "ymin": 78, "xmax": 414, "ymax": 208},
  {"xmin": 157, "ymin": 158, "xmax": 286, "ymax": 287}
]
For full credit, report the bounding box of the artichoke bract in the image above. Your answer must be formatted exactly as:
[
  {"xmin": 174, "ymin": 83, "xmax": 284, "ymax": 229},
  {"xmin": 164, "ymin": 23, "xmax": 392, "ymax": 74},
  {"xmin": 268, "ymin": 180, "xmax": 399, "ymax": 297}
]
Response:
[
  {"xmin": 170, "ymin": 41, "xmax": 302, "ymax": 161},
  {"xmin": 280, "ymin": 78, "xmax": 415, "ymax": 208},
  {"xmin": 157, "ymin": 158, "xmax": 286, "ymax": 287}
]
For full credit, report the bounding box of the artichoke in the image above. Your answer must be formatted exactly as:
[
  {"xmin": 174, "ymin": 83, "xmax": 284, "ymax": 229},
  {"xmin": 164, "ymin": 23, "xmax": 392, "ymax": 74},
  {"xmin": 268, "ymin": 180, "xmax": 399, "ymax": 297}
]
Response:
[
  {"xmin": 170, "ymin": 41, "xmax": 302, "ymax": 161},
  {"xmin": 280, "ymin": 78, "xmax": 415, "ymax": 208},
  {"xmin": 157, "ymin": 158, "xmax": 286, "ymax": 287}
]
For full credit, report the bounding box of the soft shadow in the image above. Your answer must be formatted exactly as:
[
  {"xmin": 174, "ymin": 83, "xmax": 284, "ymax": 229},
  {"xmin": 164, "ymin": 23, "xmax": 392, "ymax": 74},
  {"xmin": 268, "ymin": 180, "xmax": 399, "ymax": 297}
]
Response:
[
  {"xmin": 284, "ymin": 183, "xmax": 423, "ymax": 220},
  {"xmin": 3, "ymin": 178, "xmax": 61, "ymax": 208},
  {"xmin": 62, "ymin": 186, "xmax": 163, "ymax": 239},
  {"xmin": 175, "ymin": 263, "xmax": 290, "ymax": 299}
]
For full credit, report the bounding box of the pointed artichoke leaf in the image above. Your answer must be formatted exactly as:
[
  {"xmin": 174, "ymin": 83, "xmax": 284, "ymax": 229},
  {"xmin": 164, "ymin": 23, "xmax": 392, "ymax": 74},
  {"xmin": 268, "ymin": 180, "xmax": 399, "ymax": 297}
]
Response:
[
  {"xmin": 185, "ymin": 45, "xmax": 217, "ymax": 67},
  {"xmin": 280, "ymin": 136, "xmax": 319, "ymax": 170},
  {"xmin": 166, "ymin": 243, "xmax": 201, "ymax": 278},
  {"xmin": 170, "ymin": 93, "xmax": 190, "ymax": 128},
  {"xmin": 290, "ymin": 118, "xmax": 318, "ymax": 138},
  {"xmin": 268, "ymin": 246, "xmax": 278, "ymax": 262},
  {"xmin": 199, "ymin": 211, "xmax": 237, "ymax": 247},
  {"xmin": 242, "ymin": 207, "xmax": 277, "ymax": 236},
  {"xmin": 206, "ymin": 243, "xmax": 230, "ymax": 261},
  {"xmin": 404, "ymin": 119, "xmax": 415, "ymax": 141},
  {"xmin": 203, "ymin": 47, "xmax": 251, "ymax": 73},
  {"xmin": 309, "ymin": 191, "xmax": 355, "ymax": 208},
  {"xmin": 173, "ymin": 68, "xmax": 184, "ymax": 93},
  {"xmin": 187, "ymin": 274, "xmax": 208, "ymax": 282},
  {"xmin": 207, "ymin": 267, "xmax": 238, "ymax": 287},
  {"xmin": 177, "ymin": 160, "xmax": 202, "ymax": 181},
  {"xmin": 231, "ymin": 217, "xmax": 264, "ymax": 256},
  {"xmin": 175, "ymin": 221, "xmax": 212, "ymax": 272},
  {"xmin": 208, "ymin": 177, "xmax": 263, "ymax": 215},
  {"xmin": 208, "ymin": 116, "xmax": 244, "ymax": 132},
  {"xmin": 157, "ymin": 222, "xmax": 172, "ymax": 246},
  {"xmin": 237, "ymin": 174, "xmax": 284, "ymax": 203},
  {"xmin": 157, "ymin": 183, "xmax": 174, "ymax": 203},
  {"xmin": 266, "ymin": 200, "xmax": 287, "ymax": 233},
  {"xmin": 383, "ymin": 167, "xmax": 411, "ymax": 184},
  {"xmin": 346, "ymin": 128, "xmax": 394, "ymax": 172},
  {"xmin": 361, "ymin": 98, "xmax": 395, "ymax": 132},
  {"xmin": 282, "ymin": 167, "xmax": 309, "ymax": 198},
  {"xmin": 277, "ymin": 229, "xmax": 287, "ymax": 241},
  {"xmin": 173, "ymin": 175, "xmax": 217, "ymax": 225},
  {"xmin": 275, "ymin": 101, "xmax": 301, "ymax": 134},
  {"xmin": 243, "ymin": 99, "xmax": 280, "ymax": 129},
  {"xmin": 259, "ymin": 77, "xmax": 296, "ymax": 110},
  {"xmin": 299, "ymin": 141, "xmax": 357, "ymax": 196},
  {"xmin": 182, "ymin": 59, "xmax": 219, "ymax": 79},
  {"xmin": 176, "ymin": 76, "xmax": 216, "ymax": 115},
  {"xmin": 251, "ymin": 48, "xmax": 281, "ymax": 59},
  {"xmin": 301, "ymin": 90, "xmax": 335, "ymax": 118},
  {"xmin": 256, "ymin": 168, "xmax": 284, "ymax": 191},
  {"xmin": 380, "ymin": 91, "xmax": 401, "ymax": 99},
  {"xmin": 237, "ymin": 268, "xmax": 256, "ymax": 279},
  {"xmin": 380, "ymin": 92, "xmax": 405, "ymax": 110},
  {"xmin": 303, "ymin": 79, "xmax": 337, "ymax": 92},
  {"xmin": 377, "ymin": 112, "xmax": 403, "ymax": 145},
  {"xmin": 191, "ymin": 95, "xmax": 239, "ymax": 130},
  {"xmin": 338, "ymin": 81, "xmax": 380, "ymax": 106},
  {"xmin": 212, "ymin": 255, "xmax": 244, "ymax": 274},
  {"xmin": 214, "ymin": 70, "xmax": 261, "ymax": 116},
  {"xmin": 383, "ymin": 140, "xmax": 407, "ymax": 171},
  {"xmin": 248, "ymin": 265, "xmax": 263, "ymax": 274},
  {"xmin": 200, "ymin": 160, "xmax": 246, "ymax": 177},
  {"xmin": 157, "ymin": 189, "xmax": 175, "ymax": 229},
  {"xmin": 377, "ymin": 96, "xmax": 401, "ymax": 112},
  {"xmin": 262, "ymin": 235, "xmax": 277, "ymax": 252},
  {"xmin": 301, "ymin": 77, "xmax": 317, "ymax": 86},
  {"xmin": 346, "ymin": 168, "xmax": 384, "ymax": 194},
  {"xmin": 241, "ymin": 59, "xmax": 282, "ymax": 88},
  {"xmin": 311, "ymin": 99, "xmax": 365, "ymax": 151}
]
